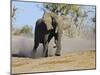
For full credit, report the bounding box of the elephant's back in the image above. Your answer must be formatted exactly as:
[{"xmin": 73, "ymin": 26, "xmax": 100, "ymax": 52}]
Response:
[
  {"xmin": 35, "ymin": 18, "xmax": 47, "ymax": 43},
  {"xmin": 35, "ymin": 18, "xmax": 47, "ymax": 32}
]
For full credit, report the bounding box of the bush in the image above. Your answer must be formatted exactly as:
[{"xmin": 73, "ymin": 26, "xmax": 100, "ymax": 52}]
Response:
[
  {"xmin": 19, "ymin": 25, "xmax": 32, "ymax": 33},
  {"xmin": 13, "ymin": 25, "xmax": 33, "ymax": 36}
]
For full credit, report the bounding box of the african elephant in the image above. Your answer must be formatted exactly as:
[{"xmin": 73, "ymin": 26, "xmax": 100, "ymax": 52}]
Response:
[{"xmin": 32, "ymin": 12, "xmax": 63, "ymax": 57}]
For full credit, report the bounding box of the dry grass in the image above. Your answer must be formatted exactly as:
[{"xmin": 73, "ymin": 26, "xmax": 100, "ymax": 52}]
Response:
[{"xmin": 12, "ymin": 50, "xmax": 96, "ymax": 74}]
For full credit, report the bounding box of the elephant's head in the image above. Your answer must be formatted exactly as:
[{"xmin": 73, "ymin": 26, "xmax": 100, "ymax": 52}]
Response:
[
  {"xmin": 42, "ymin": 11, "xmax": 63, "ymax": 34},
  {"xmin": 42, "ymin": 12, "xmax": 54, "ymax": 31}
]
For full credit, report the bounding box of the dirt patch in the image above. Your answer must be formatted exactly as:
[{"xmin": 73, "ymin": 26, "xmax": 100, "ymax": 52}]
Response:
[{"xmin": 12, "ymin": 50, "xmax": 96, "ymax": 74}]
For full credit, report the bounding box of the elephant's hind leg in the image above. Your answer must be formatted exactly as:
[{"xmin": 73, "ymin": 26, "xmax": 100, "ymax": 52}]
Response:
[{"xmin": 32, "ymin": 42, "xmax": 39, "ymax": 58}]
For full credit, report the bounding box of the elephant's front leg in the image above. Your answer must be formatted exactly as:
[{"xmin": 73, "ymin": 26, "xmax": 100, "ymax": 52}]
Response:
[
  {"xmin": 43, "ymin": 34, "xmax": 49, "ymax": 57},
  {"xmin": 55, "ymin": 33, "xmax": 62, "ymax": 56}
]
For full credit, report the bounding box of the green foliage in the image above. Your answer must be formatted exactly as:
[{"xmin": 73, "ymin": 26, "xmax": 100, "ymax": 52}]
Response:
[
  {"xmin": 43, "ymin": 3, "xmax": 83, "ymax": 38},
  {"xmin": 44, "ymin": 3, "xmax": 59, "ymax": 14},
  {"xmin": 13, "ymin": 25, "xmax": 33, "ymax": 35},
  {"xmin": 19, "ymin": 25, "xmax": 32, "ymax": 33},
  {"xmin": 13, "ymin": 30, "xmax": 20, "ymax": 35},
  {"xmin": 43, "ymin": 3, "xmax": 81, "ymax": 16}
]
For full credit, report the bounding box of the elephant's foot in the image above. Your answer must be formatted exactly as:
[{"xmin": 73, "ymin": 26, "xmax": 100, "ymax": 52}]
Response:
[
  {"xmin": 45, "ymin": 54, "xmax": 48, "ymax": 57},
  {"xmin": 43, "ymin": 54, "xmax": 48, "ymax": 57},
  {"xmin": 43, "ymin": 50, "xmax": 48, "ymax": 57},
  {"xmin": 55, "ymin": 53, "xmax": 61, "ymax": 56},
  {"xmin": 53, "ymin": 45, "xmax": 56, "ymax": 48},
  {"xmin": 43, "ymin": 52, "xmax": 48, "ymax": 57},
  {"xmin": 55, "ymin": 50, "xmax": 61, "ymax": 56},
  {"xmin": 31, "ymin": 50, "xmax": 37, "ymax": 58}
]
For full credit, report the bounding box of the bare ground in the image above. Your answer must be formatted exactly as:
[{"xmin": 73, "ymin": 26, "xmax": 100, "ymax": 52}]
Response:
[
  {"xmin": 12, "ymin": 50, "xmax": 96, "ymax": 74},
  {"xmin": 12, "ymin": 32, "xmax": 96, "ymax": 74}
]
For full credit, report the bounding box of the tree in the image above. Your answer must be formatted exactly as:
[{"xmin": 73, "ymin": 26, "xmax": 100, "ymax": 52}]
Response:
[
  {"xmin": 43, "ymin": 3, "xmax": 85, "ymax": 37},
  {"xmin": 11, "ymin": 5, "xmax": 18, "ymax": 27},
  {"xmin": 12, "ymin": 5, "xmax": 18, "ymax": 20},
  {"xmin": 43, "ymin": 3, "xmax": 81, "ymax": 16},
  {"xmin": 13, "ymin": 25, "xmax": 33, "ymax": 37},
  {"xmin": 19, "ymin": 25, "xmax": 33, "ymax": 33}
]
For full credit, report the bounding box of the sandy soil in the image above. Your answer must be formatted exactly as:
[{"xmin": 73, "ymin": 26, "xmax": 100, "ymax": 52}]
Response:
[
  {"xmin": 12, "ymin": 32, "xmax": 96, "ymax": 74},
  {"xmin": 12, "ymin": 50, "xmax": 96, "ymax": 74}
]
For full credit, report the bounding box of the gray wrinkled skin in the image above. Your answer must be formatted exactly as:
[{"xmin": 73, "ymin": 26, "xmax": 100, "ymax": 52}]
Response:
[{"xmin": 32, "ymin": 12, "xmax": 63, "ymax": 58}]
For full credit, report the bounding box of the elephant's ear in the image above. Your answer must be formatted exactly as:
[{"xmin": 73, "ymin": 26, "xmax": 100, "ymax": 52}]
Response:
[
  {"xmin": 43, "ymin": 12, "xmax": 53, "ymax": 30},
  {"xmin": 45, "ymin": 22, "xmax": 53, "ymax": 30}
]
